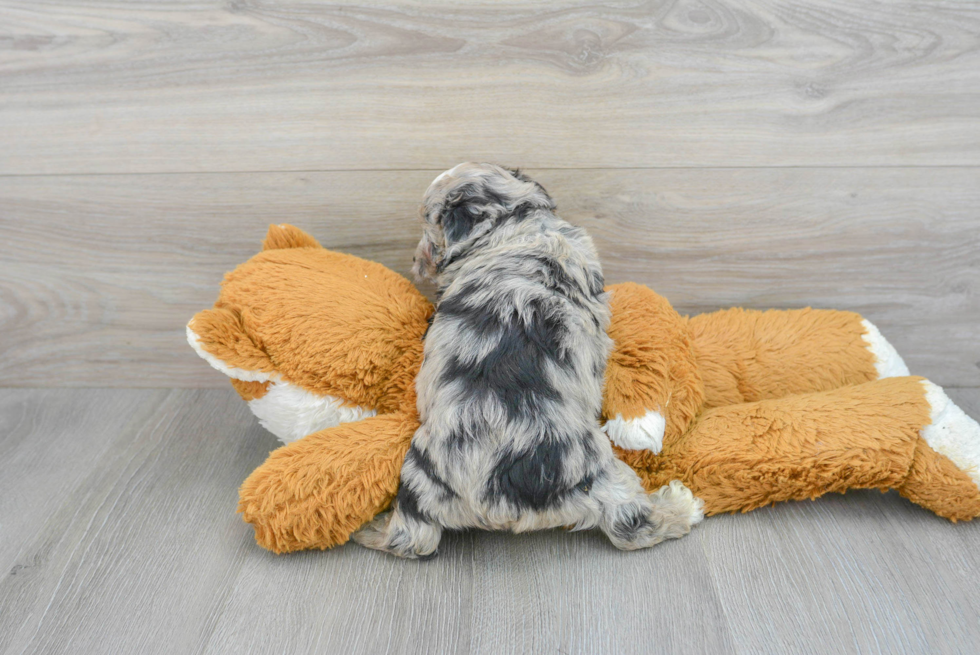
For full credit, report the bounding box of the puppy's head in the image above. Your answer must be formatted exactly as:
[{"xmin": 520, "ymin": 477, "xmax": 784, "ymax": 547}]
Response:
[{"xmin": 412, "ymin": 163, "xmax": 555, "ymax": 282}]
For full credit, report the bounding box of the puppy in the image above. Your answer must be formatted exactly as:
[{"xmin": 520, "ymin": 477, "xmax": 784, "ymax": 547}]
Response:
[{"xmin": 354, "ymin": 163, "xmax": 703, "ymax": 558}]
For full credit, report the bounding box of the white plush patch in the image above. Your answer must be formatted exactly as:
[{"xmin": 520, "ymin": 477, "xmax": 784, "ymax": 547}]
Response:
[
  {"xmin": 603, "ymin": 410, "xmax": 666, "ymax": 453},
  {"xmin": 185, "ymin": 325, "xmax": 276, "ymax": 383},
  {"xmin": 248, "ymin": 381, "xmax": 377, "ymax": 444},
  {"xmin": 860, "ymin": 319, "xmax": 910, "ymax": 378},
  {"xmin": 188, "ymin": 323, "xmax": 374, "ymax": 443},
  {"xmin": 920, "ymin": 381, "xmax": 980, "ymax": 489}
]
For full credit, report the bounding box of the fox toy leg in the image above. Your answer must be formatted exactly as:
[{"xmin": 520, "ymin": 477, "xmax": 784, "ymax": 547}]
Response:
[
  {"xmin": 238, "ymin": 412, "xmax": 418, "ymax": 553},
  {"xmin": 622, "ymin": 377, "xmax": 980, "ymax": 521},
  {"xmin": 601, "ymin": 283, "xmax": 707, "ymax": 454},
  {"xmin": 689, "ymin": 307, "xmax": 908, "ymax": 409}
]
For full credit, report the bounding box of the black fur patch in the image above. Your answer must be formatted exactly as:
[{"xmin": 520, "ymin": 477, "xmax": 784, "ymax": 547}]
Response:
[
  {"xmin": 436, "ymin": 282, "xmax": 501, "ymax": 338},
  {"xmin": 589, "ymin": 271, "xmax": 605, "ymax": 298},
  {"xmin": 405, "ymin": 445, "xmax": 458, "ymax": 500},
  {"xmin": 443, "ymin": 199, "xmax": 481, "ymax": 244},
  {"xmin": 486, "ymin": 440, "xmax": 568, "ymax": 511},
  {"xmin": 592, "ymin": 358, "xmax": 605, "ymax": 378},
  {"xmin": 440, "ymin": 293, "xmax": 570, "ymax": 363},
  {"xmin": 485, "ymin": 438, "xmax": 593, "ymax": 511},
  {"xmin": 395, "ymin": 481, "xmax": 430, "ymax": 523},
  {"xmin": 611, "ymin": 506, "xmax": 652, "ymax": 543},
  {"xmin": 441, "ymin": 180, "xmax": 505, "ymax": 245},
  {"xmin": 508, "ymin": 201, "xmax": 537, "ymax": 223},
  {"xmin": 440, "ymin": 297, "xmax": 570, "ymax": 421},
  {"xmin": 444, "ymin": 425, "xmax": 479, "ymax": 456},
  {"xmin": 581, "ymin": 432, "xmax": 603, "ymax": 463}
]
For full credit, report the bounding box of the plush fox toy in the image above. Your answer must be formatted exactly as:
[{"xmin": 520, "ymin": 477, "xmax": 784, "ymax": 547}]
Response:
[{"xmin": 188, "ymin": 225, "xmax": 980, "ymax": 553}]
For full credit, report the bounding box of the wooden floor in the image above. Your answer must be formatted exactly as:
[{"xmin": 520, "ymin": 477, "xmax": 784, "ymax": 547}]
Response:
[
  {"xmin": 2, "ymin": 0, "xmax": 980, "ymax": 653},
  {"xmin": 1, "ymin": 387, "xmax": 979, "ymax": 654}
]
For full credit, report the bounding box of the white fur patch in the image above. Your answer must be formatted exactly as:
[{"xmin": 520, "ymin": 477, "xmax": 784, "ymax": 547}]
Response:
[
  {"xmin": 860, "ymin": 319, "xmax": 910, "ymax": 378},
  {"xmin": 433, "ymin": 163, "xmax": 464, "ymax": 186},
  {"xmin": 603, "ymin": 410, "xmax": 666, "ymax": 453},
  {"xmin": 186, "ymin": 325, "xmax": 276, "ymax": 383},
  {"xmin": 920, "ymin": 381, "xmax": 980, "ymax": 489},
  {"xmin": 248, "ymin": 381, "xmax": 377, "ymax": 444}
]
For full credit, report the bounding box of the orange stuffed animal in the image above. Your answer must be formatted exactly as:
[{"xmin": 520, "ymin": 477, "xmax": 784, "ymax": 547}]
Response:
[{"xmin": 188, "ymin": 225, "xmax": 980, "ymax": 553}]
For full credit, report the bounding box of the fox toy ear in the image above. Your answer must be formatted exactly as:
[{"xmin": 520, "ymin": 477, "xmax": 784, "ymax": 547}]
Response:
[
  {"xmin": 262, "ymin": 224, "xmax": 321, "ymax": 251},
  {"xmin": 187, "ymin": 307, "xmax": 276, "ymax": 380}
]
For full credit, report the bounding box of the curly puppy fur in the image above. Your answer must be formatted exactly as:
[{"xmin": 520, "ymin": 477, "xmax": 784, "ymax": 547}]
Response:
[{"xmin": 354, "ymin": 163, "xmax": 703, "ymax": 558}]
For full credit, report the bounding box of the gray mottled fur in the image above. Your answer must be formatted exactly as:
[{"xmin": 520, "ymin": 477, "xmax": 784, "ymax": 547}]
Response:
[{"xmin": 354, "ymin": 163, "xmax": 703, "ymax": 558}]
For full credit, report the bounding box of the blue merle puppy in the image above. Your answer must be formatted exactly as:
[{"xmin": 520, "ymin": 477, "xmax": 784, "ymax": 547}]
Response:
[{"xmin": 353, "ymin": 163, "xmax": 704, "ymax": 558}]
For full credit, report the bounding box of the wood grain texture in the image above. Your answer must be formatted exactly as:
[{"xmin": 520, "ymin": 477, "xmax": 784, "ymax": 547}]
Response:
[
  {"xmin": 2, "ymin": 388, "xmax": 980, "ymax": 654},
  {"xmin": 1, "ymin": 0, "xmax": 979, "ymax": 174},
  {"xmin": 2, "ymin": 167, "xmax": 978, "ymax": 388},
  {"xmin": 0, "ymin": 389, "xmax": 271, "ymax": 655},
  {"xmin": 0, "ymin": 388, "xmax": 170, "ymax": 573}
]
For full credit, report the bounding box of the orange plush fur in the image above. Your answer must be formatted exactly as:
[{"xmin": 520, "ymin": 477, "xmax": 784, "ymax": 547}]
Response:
[{"xmin": 188, "ymin": 225, "xmax": 980, "ymax": 553}]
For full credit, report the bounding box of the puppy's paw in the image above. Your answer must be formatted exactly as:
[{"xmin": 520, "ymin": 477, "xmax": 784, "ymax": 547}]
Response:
[
  {"xmin": 650, "ymin": 480, "xmax": 705, "ymax": 536},
  {"xmin": 603, "ymin": 410, "xmax": 666, "ymax": 453},
  {"xmin": 603, "ymin": 481, "xmax": 704, "ymax": 551},
  {"xmin": 352, "ymin": 511, "xmax": 442, "ymax": 560}
]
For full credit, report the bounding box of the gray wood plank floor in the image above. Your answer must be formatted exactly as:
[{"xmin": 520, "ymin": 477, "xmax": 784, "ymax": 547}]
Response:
[{"xmin": 2, "ymin": 387, "xmax": 979, "ymax": 655}]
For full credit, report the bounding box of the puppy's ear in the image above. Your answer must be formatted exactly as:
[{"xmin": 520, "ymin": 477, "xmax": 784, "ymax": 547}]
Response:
[
  {"xmin": 506, "ymin": 167, "xmax": 531, "ymax": 182},
  {"xmin": 506, "ymin": 168, "xmax": 555, "ymax": 210},
  {"xmin": 442, "ymin": 197, "xmax": 481, "ymax": 245}
]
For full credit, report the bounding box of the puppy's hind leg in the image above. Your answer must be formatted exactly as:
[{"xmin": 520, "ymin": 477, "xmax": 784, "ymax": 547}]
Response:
[
  {"xmin": 593, "ymin": 459, "xmax": 704, "ymax": 550},
  {"xmin": 353, "ymin": 484, "xmax": 443, "ymax": 559}
]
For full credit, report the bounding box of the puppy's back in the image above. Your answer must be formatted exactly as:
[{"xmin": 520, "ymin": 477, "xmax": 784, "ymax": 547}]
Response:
[{"xmin": 413, "ymin": 213, "xmax": 612, "ymax": 528}]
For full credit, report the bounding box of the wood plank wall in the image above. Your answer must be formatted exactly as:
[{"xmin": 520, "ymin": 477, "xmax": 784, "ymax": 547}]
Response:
[{"xmin": 1, "ymin": 0, "xmax": 978, "ymax": 387}]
